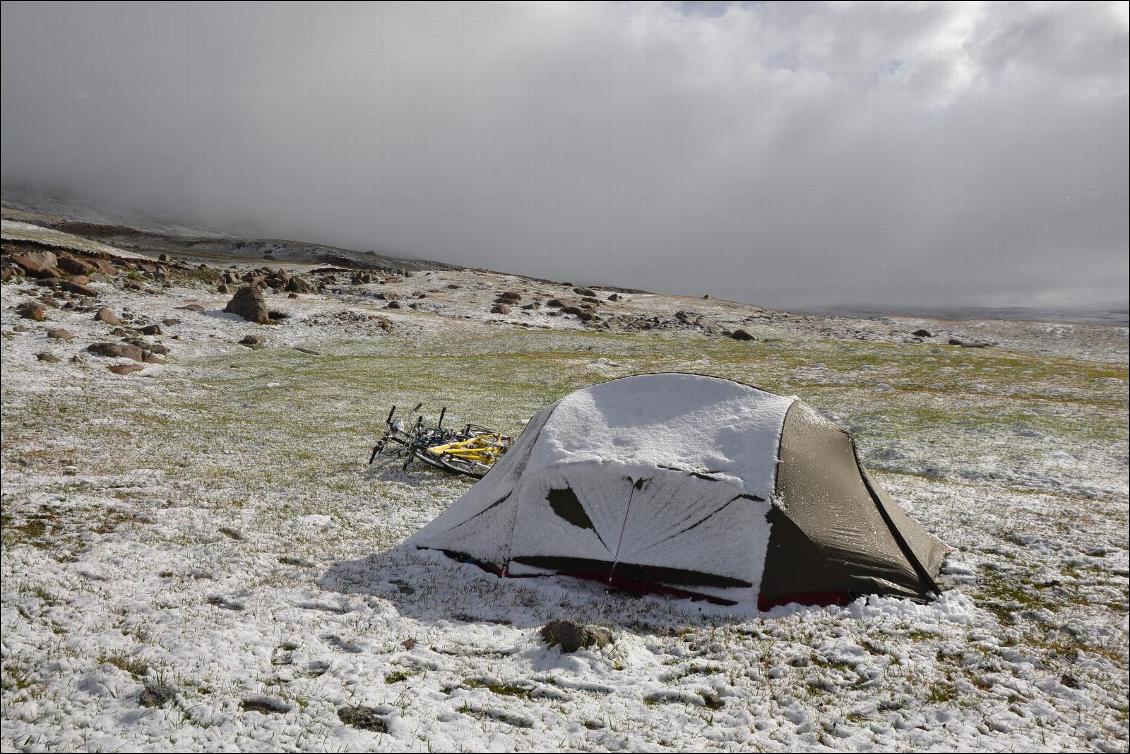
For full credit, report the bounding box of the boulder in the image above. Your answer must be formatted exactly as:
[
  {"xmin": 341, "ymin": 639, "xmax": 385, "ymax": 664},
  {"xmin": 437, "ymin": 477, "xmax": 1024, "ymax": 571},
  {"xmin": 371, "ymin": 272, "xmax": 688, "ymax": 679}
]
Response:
[
  {"xmin": 224, "ymin": 286, "xmax": 271, "ymax": 324},
  {"xmin": 540, "ymin": 621, "xmax": 612, "ymax": 653},
  {"xmin": 47, "ymin": 328, "xmax": 74, "ymax": 341},
  {"xmin": 912, "ymin": 329, "xmax": 932, "ymax": 338},
  {"xmin": 36, "ymin": 352, "xmax": 60, "ymax": 363},
  {"xmin": 108, "ymin": 363, "xmax": 143, "ymax": 376},
  {"xmin": 240, "ymin": 334, "xmax": 266, "ymax": 348},
  {"xmin": 16, "ymin": 302, "xmax": 46, "ymax": 321},
  {"xmin": 607, "ymin": 293, "xmax": 621, "ymax": 302},
  {"xmin": 573, "ymin": 287, "xmax": 596, "ymax": 297},
  {"xmin": 496, "ymin": 291, "xmax": 522, "ymax": 303},
  {"xmin": 730, "ymin": 329, "xmax": 755, "ymax": 341},
  {"xmin": 88, "ymin": 342, "xmax": 147, "ymax": 361},
  {"xmin": 139, "ymin": 324, "xmax": 162, "ymax": 336},
  {"xmin": 285, "ymin": 276, "xmax": 315, "ymax": 294},
  {"xmin": 491, "ymin": 304, "xmax": 511, "ymax": 314},
  {"xmin": 57, "ymin": 255, "xmax": 96, "ymax": 276},
  {"xmin": 60, "ymin": 279, "xmax": 97, "ymax": 297},
  {"xmin": 94, "ymin": 307, "xmax": 122, "ymax": 325},
  {"xmin": 10, "ymin": 251, "xmax": 58, "ymax": 277}
]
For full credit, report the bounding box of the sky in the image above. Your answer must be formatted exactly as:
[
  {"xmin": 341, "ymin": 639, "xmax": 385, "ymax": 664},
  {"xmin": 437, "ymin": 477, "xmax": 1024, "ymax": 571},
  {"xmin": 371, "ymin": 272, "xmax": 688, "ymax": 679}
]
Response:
[{"xmin": 2, "ymin": 1, "xmax": 1127, "ymax": 310}]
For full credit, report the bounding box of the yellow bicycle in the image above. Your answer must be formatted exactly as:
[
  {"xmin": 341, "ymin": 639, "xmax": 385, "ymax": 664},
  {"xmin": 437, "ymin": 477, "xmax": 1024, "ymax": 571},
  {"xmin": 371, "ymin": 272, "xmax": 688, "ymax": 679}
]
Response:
[
  {"xmin": 424, "ymin": 432, "xmax": 511, "ymax": 477},
  {"xmin": 369, "ymin": 404, "xmax": 513, "ymax": 478}
]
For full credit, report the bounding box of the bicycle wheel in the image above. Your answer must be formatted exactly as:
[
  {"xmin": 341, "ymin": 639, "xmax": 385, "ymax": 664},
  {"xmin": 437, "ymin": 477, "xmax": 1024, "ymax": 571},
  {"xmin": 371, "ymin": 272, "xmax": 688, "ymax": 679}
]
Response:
[{"xmin": 433, "ymin": 452, "xmax": 492, "ymax": 478}]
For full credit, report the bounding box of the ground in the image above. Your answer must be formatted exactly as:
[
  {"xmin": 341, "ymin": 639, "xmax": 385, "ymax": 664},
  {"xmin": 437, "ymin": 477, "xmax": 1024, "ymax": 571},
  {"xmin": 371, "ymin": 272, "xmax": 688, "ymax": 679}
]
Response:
[{"xmin": 1, "ymin": 235, "xmax": 1127, "ymax": 752}]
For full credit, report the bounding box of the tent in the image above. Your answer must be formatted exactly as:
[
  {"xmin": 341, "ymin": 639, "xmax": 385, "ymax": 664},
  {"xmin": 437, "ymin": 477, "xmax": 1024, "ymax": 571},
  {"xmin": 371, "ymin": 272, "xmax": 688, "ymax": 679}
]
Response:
[{"xmin": 407, "ymin": 373, "xmax": 947, "ymax": 608}]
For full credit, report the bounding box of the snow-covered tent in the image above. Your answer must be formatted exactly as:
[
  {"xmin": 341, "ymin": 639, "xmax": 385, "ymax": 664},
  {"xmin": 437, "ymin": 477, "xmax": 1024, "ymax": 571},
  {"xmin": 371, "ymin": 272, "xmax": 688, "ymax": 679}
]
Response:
[{"xmin": 407, "ymin": 373, "xmax": 946, "ymax": 608}]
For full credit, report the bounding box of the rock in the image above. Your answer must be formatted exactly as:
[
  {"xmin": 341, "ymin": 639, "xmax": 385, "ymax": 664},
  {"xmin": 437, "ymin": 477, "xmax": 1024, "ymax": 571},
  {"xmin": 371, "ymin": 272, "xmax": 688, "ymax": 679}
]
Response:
[
  {"xmin": 545, "ymin": 298, "xmax": 565, "ymax": 308},
  {"xmin": 177, "ymin": 304, "xmax": 206, "ymax": 312},
  {"xmin": 217, "ymin": 283, "xmax": 230, "ymax": 294},
  {"xmin": 224, "ymin": 286, "xmax": 271, "ymax": 324},
  {"xmin": 386, "ymin": 301, "xmax": 402, "ymax": 309},
  {"xmin": 702, "ymin": 294, "xmax": 711, "ymax": 299},
  {"xmin": 607, "ymin": 293, "xmax": 621, "ymax": 302},
  {"xmin": 158, "ymin": 253, "xmax": 170, "ymax": 262},
  {"xmin": 12, "ymin": 324, "xmax": 32, "ymax": 332},
  {"xmin": 107, "ymin": 363, "xmax": 143, "ymax": 375},
  {"xmin": 88, "ymin": 342, "xmax": 147, "ymax": 362},
  {"xmin": 521, "ymin": 302, "xmax": 539, "ymax": 310},
  {"xmin": 9, "ymin": 251, "xmax": 58, "ymax": 277},
  {"xmin": 57, "ymin": 256, "xmax": 95, "ymax": 276},
  {"xmin": 573, "ymin": 287, "xmax": 596, "ymax": 297},
  {"xmin": 147, "ymin": 343, "xmax": 170, "ymax": 355},
  {"xmin": 162, "ymin": 318, "xmax": 181, "ymax": 326},
  {"xmin": 912, "ymin": 329, "xmax": 932, "ymax": 337},
  {"xmin": 139, "ymin": 683, "xmax": 175, "ymax": 708},
  {"xmin": 540, "ymin": 621, "xmax": 613, "ymax": 652},
  {"xmin": 240, "ymin": 334, "xmax": 266, "ymax": 348},
  {"xmin": 446, "ymin": 283, "xmax": 461, "ymax": 289},
  {"xmin": 375, "ymin": 291, "xmax": 400, "ymax": 301},
  {"xmin": 139, "ymin": 324, "xmax": 162, "ymax": 336},
  {"xmin": 730, "ymin": 329, "xmax": 755, "ymax": 341},
  {"xmin": 491, "ymin": 304, "xmax": 511, "ymax": 314},
  {"xmin": 16, "ymin": 302, "xmax": 46, "ymax": 321},
  {"xmin": 58, "ymin": 279, "xmax": 97, "ymax": 297},
  {"xmin": 47, "ymin": 328, "xmax": 74, "ymax": 341},
  {"xmin": 36, "ymin": 352, "xmax": 60, "ymax": 363},
  {"xmin": 497, "ymin": 290, "xmax": 522, "ymax": 303},
  {"xmin": 95, "ymin": 307, "xmax": 122, "ymax": 325},
  {"xmin": 285, "ymin": 276, "xmax": 315, "ymax": 294},
  {"xmin": 948, "ymin": 338, "xmax": 963, "ymax": 346},
  {"xmin": 337, "ymin": 705, "xmax": 388, "ymax": 732}
]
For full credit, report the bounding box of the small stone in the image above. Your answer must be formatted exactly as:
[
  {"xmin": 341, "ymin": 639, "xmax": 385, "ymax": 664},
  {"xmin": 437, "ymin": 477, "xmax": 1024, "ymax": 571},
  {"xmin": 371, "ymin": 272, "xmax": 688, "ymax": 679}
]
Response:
[
  {"xmin": 88, "ymin": 342, "xmax": 147, "ymax": 361},
  {"xmin": 540, "ymin": 620, "xmax": 613, "ymax": 652},
  {"xmin": 139, "ymin": 683, "xmax": 175, "ymax": 708},
  {"xmin": 108, "ymin": 363, "xmax": 143, "ymax": 375},
  {"xmin": 240, "ymin": 334, "xmax": 266, "ymax": 348},
  {"xmin": 95, "ymin": 307, "xmax": 122, "ymax": 325},
  {"xmin": 337, "ymin": 705, "xmax": 388, "ymax": 732},
  {"xmin": 16, "ymin": 302, "xmax": 46, "ymax": 321},
  {"xmin": 36, "ymin": 352, "xmax": 60, "ymax": 363}
]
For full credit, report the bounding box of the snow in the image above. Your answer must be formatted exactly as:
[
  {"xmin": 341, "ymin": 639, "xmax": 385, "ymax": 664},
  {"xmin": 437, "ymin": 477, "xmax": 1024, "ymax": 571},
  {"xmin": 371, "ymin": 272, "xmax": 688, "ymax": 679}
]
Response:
[
  {"xmin": 1, "ymin": 258, "xmax": 1127, "ymax": 752},
  {"xmin": 535, "ymin": 373, "xmax": 794, "ymax": 497}
]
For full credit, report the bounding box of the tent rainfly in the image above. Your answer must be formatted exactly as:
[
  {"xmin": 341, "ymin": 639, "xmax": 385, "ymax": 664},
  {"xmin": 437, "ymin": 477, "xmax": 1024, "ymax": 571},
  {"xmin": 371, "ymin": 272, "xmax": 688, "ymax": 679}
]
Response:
[{"xmin": 407, "ymin": 373, "xmax": 947, "ymax": 608}]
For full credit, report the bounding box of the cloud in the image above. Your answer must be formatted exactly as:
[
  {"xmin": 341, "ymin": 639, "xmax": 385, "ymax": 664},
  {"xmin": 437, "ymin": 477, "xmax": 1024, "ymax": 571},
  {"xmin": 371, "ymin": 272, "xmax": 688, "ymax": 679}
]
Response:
[{"xmin": 2, "ymin": 1, "xmax": 1127, "ymax": 309}]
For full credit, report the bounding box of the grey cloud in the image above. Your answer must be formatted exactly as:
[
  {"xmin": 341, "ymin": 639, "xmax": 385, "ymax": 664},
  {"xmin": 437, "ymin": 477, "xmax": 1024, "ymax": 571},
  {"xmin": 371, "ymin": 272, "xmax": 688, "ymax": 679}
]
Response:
[{"xmin": 2, "ymin": 1, "xmax": 1127, "ymax": 309}]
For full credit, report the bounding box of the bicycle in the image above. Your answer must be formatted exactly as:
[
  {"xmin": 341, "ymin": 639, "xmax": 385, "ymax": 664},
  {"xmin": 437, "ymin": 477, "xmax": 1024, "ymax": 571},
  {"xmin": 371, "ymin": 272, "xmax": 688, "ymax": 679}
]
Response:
[{"xmin": 368, "ymin": 403, "xmax": 512, "ymax": 478}]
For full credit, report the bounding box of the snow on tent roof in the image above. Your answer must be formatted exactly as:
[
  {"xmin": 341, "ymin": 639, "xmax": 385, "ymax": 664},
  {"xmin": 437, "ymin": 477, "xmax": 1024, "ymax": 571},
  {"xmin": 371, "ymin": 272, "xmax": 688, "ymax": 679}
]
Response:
[
  {"xmin": 532, "ymin": 373, "xmax": 795, "ymax": 497},
  {"xmin": 406, "ymin": 373, "xmax": 947, "ymax": 609}
]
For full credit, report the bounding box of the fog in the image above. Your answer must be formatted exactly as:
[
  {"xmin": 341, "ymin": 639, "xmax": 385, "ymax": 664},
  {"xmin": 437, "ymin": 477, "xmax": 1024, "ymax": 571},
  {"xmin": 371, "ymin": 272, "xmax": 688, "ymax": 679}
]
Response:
[{"xmin": 2, "ymin": 2, "xmax": 1127, "ymax": 310}]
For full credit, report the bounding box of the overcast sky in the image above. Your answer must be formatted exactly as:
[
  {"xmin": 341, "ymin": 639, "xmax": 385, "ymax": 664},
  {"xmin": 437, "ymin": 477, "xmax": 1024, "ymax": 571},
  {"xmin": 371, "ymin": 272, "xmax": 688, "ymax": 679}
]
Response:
[{"xmin": 2, "ymin": 1, "xmax": 1127, "ymax": 310}]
